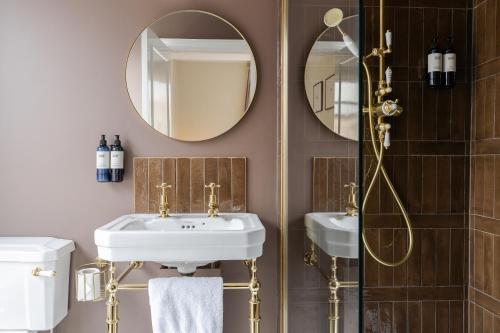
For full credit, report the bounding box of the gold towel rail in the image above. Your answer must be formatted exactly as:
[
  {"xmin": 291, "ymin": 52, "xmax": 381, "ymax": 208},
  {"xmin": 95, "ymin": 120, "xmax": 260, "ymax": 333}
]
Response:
[
  {"xmin": 117, "ymin": 282, "xmax": 250, "ymax": 290},
  {"xmin": 100, "ymin": 259, "xmax": 261, "ymax": 333}
]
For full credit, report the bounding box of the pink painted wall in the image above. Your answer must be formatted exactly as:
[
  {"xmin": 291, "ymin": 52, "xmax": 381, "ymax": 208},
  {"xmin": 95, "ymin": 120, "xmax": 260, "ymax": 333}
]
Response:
[{"xmin": 0, "ymin": 0, "xmax": 279, "ymax": 332}]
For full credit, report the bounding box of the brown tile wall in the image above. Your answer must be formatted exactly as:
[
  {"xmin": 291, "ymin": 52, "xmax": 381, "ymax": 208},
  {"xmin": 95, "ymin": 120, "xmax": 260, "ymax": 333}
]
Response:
[
  {"xmin": 470, "ymin": 0, "xmax": 500, "ymax": 330},
  {"xmin": 313, "ymin": 157, "xmax": 359, "ymax": 212},
  {"xmin": 363, "ymin": 0, "xmax": 472, "ymax": 332},
  {"xmin": 133, "ymin": 157, "xmax": 246, "ymax": 214}
]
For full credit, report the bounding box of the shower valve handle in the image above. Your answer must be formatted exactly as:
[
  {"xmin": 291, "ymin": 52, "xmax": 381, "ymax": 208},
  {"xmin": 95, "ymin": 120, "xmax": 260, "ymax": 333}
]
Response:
[
  {"xmin": 384, "ymin": 126, "xmax": 391, "ymax": 149},
  {"xmin": 376, "ymin": 123, "xmax": 392, "ymax": 148},
  {"xmin": 385, "ymin": 67, "xmax": 392, "ymax": 86},
  {"xmin": 385, "ymin": 29, "xmax": 392, "ymax": 49}
]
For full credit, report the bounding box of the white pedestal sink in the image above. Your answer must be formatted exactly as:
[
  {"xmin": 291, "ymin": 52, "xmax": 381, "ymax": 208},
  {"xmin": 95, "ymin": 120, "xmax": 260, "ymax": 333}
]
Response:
[
  {"xmin": 95, "ymin": 213, "xmax": 265, "ymax": 274},
  {"xmin": 305, "ymin": 212, "xmax": 358, "ymax": 258}
]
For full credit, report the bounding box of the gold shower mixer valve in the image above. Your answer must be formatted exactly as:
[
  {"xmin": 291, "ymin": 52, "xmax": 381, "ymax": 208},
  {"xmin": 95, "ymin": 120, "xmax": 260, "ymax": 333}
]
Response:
[
  {"xmin": 365, "ymin": 99, "xmax": 403, "ymax": 118},
  {"xmin": 381, "ymin": 99, "xmax": 402, "ymax": 116}
]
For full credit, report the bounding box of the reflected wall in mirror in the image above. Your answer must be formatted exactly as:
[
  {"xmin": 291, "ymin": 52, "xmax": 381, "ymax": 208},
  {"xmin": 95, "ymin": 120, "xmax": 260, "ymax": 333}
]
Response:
[
  {"xmin": 126, "ymin": 10, "xmax": 257, "ymax": 141},
  {"xmin": 304, "ymin": 12, "xmax": 359, "ymax": 141}
]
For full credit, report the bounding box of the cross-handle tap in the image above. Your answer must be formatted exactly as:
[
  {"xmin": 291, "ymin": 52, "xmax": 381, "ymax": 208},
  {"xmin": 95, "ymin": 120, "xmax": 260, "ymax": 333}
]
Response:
[
  {"xmin": 156, "ymin": 183, "xmax": 172, "ymax": 218},
  {"xmin": 344, "ymin": 182, "xmax": 359, "ymax": 216},
  {"xmin": 204, "ymin": 183, "xmax": 221, "ymax": 218}
]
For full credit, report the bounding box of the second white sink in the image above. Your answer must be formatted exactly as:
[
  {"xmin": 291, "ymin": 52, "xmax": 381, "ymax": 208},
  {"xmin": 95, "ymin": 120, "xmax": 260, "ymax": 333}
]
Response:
[
  {"xmin": 95, "ymin": 213, "xmax": 265, "ymax": 274},
  {"xmin": 305, "ymin": 212, "xmax": 358, "ymax": 258}
]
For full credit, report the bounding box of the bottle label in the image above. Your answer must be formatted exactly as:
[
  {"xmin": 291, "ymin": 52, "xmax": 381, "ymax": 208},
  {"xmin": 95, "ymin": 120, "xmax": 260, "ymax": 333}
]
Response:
[
  {"xmin": 96, "ymin": 151, "xmax": 110, "ymax": 169},
  {"xmin": 428, "ymin": 53, "xmax": 442, "ymax": 73},
  {"xmin": 444, "ymin": 53, "xmax": 456, "ymax": 72},
  {"xmin": 111, "ymin": 151, "xmax": 124, "ymax": 169}
]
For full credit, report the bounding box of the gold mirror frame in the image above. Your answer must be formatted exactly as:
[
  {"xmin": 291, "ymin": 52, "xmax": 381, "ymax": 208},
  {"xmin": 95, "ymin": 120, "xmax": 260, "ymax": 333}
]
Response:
[
  {"xmin": 125, "ymin": 9, "xmax": 258, "ymax": 142},
  {"xmin": 279, "ymin": 1, "xmax": 288, "ymax": 332}
]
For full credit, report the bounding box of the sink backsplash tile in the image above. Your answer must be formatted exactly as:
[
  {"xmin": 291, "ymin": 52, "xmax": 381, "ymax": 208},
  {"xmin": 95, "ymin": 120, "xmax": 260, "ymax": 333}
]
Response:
[
  {"xmin": 134, "ymin": 157, "xmax": 246, "ymax": 214},
  {"xmin": 312, "ymin": 157, "xmax": 358, "ymax": 212}
]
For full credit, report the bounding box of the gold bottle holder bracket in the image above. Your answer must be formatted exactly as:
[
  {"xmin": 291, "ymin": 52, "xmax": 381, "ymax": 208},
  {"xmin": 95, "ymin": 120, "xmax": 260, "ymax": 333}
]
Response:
[{"xmin": 75, "ymin": 259, "xmax": 261, "ymax": 333}]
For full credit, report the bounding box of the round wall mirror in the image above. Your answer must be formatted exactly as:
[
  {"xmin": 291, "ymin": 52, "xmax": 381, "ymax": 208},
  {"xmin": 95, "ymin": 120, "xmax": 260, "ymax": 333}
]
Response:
[
  {"xmin": 304, "ymin": 14, "xmax": 359, "ymax": 141},
  {"xmin": 126, "ymin": 10, "xmax": 257, "ymax": 141}
]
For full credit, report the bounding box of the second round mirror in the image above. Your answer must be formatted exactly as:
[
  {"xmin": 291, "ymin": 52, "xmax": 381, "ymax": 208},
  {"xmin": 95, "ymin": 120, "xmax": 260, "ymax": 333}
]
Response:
[{"xmin": 304, "ymin": 11, "xmax": 359, "ymax": 141}]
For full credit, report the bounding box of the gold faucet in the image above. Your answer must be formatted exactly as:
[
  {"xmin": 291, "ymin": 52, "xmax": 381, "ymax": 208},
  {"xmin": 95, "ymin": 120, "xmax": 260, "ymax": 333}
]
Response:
[
  {"xmin": 344, "ymin": 182, "xmax": 358, "ymax": 216},
  {"xmin": 204, "ymin": 183, "xmax": 221, "ymax": 217},
  {"xmin": 156, "ymin": 183, "xmax": 172, "ymax": 218}
]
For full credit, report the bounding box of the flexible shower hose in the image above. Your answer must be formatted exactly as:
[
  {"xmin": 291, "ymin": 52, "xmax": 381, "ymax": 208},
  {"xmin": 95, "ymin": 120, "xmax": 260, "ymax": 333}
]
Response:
[{"xmin": 361, "ymin": 61, "xmax": 414, "ymax": 267}]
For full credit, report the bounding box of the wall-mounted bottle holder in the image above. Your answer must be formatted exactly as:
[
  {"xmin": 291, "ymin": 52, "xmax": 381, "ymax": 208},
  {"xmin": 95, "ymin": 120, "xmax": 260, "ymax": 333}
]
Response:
[{"xmin": 75, "ymin": 262, "xmax": 110, "ymax": 302}]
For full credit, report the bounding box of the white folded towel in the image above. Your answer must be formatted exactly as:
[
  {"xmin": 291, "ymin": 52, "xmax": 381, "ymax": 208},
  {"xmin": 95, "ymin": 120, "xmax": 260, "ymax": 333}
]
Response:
[{"xmin": 148, "ymin": 277, "xmax": 223, "ymax": 333}]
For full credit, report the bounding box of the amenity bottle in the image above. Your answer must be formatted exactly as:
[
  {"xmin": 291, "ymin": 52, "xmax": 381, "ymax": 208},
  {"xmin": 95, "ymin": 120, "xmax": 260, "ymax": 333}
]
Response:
[{"xmin": 96, "ymin": 135, "xmax": 110, "ymax": 182}]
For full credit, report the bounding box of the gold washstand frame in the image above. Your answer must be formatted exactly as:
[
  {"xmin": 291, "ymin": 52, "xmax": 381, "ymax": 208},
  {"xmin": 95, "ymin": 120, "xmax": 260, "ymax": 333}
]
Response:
[
  {"xmin": 90, "ymin": 259, "xmax": 261, "ymax": 333},
  {"xmin": 303, "ymin": 244, "xmax": 359, "ymax": 333}
]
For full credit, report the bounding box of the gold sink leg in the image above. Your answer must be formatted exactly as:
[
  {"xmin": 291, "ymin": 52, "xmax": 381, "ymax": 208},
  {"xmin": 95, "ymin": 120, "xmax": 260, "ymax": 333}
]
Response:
[
  {"xmin": 106, "ymin": 262, "xmax": 119, "ymax": 333},
  {"xmin": 246, "ymin": 259, "xmax": 261, "ymax": 333},
  {"xmin": 328, "ymin": 256, "xmax": 340, "ymax": 333}
]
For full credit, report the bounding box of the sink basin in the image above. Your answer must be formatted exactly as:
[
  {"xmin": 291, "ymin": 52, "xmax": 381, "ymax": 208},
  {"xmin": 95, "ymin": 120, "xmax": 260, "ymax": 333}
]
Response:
[
  {"xmin": 305, "ymin": 212, "xmax": 358, "ymax": 258},
  {"xmin": 95, "ymin": 213, "xmax": 265, "ymax": 274}
]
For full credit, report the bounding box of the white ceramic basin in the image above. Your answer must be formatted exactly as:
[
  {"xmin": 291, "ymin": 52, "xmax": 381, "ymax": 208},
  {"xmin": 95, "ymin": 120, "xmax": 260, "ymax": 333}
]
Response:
[
  {"xmin": 305, "ymin": 212, "xmax": 358, "ymax": 258},
  {"xmin": 95, "ymin": 213, "xmax": 265, "ymax": 274}
]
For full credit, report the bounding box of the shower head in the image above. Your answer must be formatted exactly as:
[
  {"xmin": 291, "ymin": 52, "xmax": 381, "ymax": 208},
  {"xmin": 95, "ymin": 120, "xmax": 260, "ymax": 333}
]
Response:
[
  {"xmin": 324, "ymin": 8, "xmax": 359, "ymax": 58},
  {"xmin": 323, "ymin": 8, "xmax": 344, "ymax": 27}
]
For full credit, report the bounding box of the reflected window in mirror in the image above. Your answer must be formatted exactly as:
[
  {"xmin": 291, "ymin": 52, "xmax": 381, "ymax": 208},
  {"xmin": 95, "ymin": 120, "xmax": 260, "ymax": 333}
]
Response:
[{"xmin": 126, "ymin": 10, "xmax": 257, "ymax": 141}]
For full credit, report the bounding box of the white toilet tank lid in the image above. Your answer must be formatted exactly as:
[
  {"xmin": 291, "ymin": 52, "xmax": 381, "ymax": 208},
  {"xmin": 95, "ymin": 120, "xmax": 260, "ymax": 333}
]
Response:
[{"xmin": 0, "ymin": 237, "xmax": 75, "ymax": 262}]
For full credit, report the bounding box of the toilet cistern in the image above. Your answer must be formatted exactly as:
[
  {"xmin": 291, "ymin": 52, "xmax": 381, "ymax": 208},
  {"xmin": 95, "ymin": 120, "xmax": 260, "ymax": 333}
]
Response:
[{"xmin": 0, "ymin": 237, "xmax": 75, "ymax": 333}]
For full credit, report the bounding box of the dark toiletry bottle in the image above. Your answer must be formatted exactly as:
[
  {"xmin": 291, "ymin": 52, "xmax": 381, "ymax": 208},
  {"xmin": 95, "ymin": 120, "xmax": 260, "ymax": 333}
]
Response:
[
  {"xmin": 443, "ymin": 36, "xmax": 456, "ymax": 88},
  {"xmin": 96, "ymin": 135, "xmax": 110, "ymax": 182},
  {"xmin": 427, "ymin": 37, "xmax": 442, "ymax": 88},
  {"xmin": 110, "ymin": 135, "xmax": 124, "ymax": 182}
]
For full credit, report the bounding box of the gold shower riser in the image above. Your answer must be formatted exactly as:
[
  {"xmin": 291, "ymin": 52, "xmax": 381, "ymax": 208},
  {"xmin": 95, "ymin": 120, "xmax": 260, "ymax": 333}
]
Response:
[
  {"xmin": 361, "ymin": 0, "xmax": 414, "ymax": 267},
  {"xmin": 304, "ymin": 243, "xmax": 358, "ymax": 333},
  {"xmin": 102, "ymin": 259, "xmax": 261, "ymax": 333}
]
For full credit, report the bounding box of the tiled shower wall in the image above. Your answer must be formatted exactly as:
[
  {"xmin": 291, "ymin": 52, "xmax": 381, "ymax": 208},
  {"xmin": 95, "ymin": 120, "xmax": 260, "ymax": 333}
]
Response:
[
  {"xmin": 363, "ymin": 0, "xmax": 472, "ymax": 332},
  {"xmin": 469, "ymin": 0, "xmax": 500, "ymax": 330}
]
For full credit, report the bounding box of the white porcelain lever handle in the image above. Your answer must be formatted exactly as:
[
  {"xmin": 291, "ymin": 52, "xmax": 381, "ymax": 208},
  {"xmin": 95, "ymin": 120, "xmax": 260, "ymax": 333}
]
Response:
[
  {"xmin": 385, "ymin": 29, "xmax": 392, "ymax": 48},
  {"xmin": 385, "ymin": 67, "xmax": 392, "ymax": 86},
  {"xmin": 384, "ymin": 129, "xmax": 391, "ymax": 149},
  {"xmin": 32, "ymin": 267, "xmax": 56, "ymax": 278}
]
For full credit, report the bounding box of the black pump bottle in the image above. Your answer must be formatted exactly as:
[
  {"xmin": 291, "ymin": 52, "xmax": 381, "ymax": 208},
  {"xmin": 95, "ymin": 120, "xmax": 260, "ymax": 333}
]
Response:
[
  {"xmin": 427, "ymin": 37, "xmax": 442, "ymax": 88},
  {"xmin": 443, "ymin": 36, "xmax": 456, "ymax": 88},
  {"xmin": 96, "ymin": 135, "xmax": 110, "ymax": 182},
  {"xmin": 110, "ymin": 135, "xmax": 124, "ymax": 182}
]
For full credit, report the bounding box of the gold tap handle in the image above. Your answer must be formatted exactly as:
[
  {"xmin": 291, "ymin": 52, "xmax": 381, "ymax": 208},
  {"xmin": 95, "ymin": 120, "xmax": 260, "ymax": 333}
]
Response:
[
  {"xmin": 344, "ymin": 182, "xmax": 358, "ymax": 195},
  {"xmin": 344, "ymin": 182, "xmax": 359, "ymax": 208},
  {"xmin": 156, "ymin": 183, "xmax": 172, "ymax": 197},
  {"xmin": 204, "ymin": 183, "xmax": 221, "ymax": 196},
  {"xmin": 156, "ymin": 183, "xmax": 172, "ymax": 205}
]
